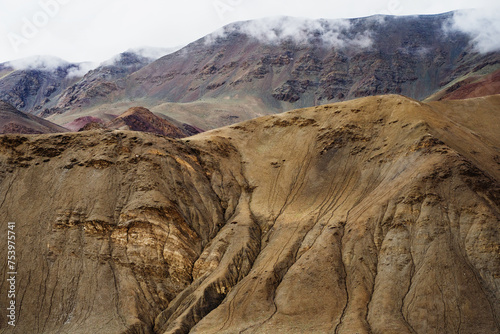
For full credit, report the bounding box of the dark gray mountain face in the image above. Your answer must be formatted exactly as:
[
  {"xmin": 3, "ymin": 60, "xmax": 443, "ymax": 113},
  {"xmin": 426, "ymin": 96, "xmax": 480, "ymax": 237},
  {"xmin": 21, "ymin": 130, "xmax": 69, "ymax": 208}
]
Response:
[
  {"xmin": 163, "ymin": 13, "xmax": 495, "ymax": 105},
  {"xmin": 39, "ymin": 52, "xmax": 157, "ymax": 117},
  {"xmin": 0, "ymin": 51, "xmax": 166, "ymax": 117},
  {"xmin": 0, "ymin": 63, "xmax": 81, "ymax": 113}
]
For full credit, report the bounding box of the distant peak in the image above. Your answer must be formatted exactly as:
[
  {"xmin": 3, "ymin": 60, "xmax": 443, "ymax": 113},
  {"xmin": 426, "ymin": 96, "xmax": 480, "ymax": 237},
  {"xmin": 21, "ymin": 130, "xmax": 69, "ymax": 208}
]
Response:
[{"xmin": 119, "ymin": 106, "xmax": 154, "ymax": 118}]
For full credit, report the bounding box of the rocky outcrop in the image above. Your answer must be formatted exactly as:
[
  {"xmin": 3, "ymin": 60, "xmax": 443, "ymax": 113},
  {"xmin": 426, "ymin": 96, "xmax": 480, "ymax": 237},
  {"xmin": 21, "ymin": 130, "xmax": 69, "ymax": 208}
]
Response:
[
  {"xmin": 65, "ymin": 116, "xmax": 106, "ymax": 131},
  {"xmin": 0, "ymin": 95, "xmax": 499, "ymax": 333},
  {"xmin": 78, "ymin": 121, "xmax": 107, "ymax": 131},
  {"xmin": 105, "ymin": 107, "xmax": 200, "ymax": 138}
]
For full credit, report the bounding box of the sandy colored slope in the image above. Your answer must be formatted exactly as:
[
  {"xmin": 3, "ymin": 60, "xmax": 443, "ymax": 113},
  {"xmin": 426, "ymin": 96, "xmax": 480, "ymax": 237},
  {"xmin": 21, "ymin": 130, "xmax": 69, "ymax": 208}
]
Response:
[
  {"xmin": 0, "ymin": 95, "xmax": 499, "ymax": 333},
  {"xmin": 187, "ymin": 94, "xmax": 500, "ymax": 333}
]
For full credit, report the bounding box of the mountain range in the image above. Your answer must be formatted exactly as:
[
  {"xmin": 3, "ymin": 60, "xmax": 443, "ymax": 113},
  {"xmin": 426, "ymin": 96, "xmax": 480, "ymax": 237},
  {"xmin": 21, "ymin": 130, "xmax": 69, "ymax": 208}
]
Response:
[
  {"xmin": 0, "ymin": 47, "xmax": 175, "ymax": 117},
  {"xmin": 0, "ymin": 12, "xmax": 498, "ymax": 132}
]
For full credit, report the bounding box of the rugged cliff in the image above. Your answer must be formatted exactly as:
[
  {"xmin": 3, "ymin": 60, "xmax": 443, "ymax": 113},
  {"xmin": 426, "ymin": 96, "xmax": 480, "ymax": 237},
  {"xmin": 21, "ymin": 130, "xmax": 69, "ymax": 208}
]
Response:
[{"xmin": 0, "ymin": 94, "xmax": 499, "ymax": 333}]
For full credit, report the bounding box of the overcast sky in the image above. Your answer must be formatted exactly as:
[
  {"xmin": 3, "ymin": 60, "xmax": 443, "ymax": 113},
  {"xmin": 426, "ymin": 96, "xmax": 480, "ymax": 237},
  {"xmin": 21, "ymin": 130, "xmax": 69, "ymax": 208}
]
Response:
[{"xmin": 0, "ymin": 0, "xmax": 498, "ymax": 64}]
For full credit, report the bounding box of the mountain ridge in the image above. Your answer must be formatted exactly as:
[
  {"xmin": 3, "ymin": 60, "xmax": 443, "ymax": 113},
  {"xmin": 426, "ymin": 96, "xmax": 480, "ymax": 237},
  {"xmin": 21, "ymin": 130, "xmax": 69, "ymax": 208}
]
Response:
[
  {"xmin": 0, "ymin": 49, "xmax": 175, "ymax": 116},
  {"xmin": 0, "ymin": 100, "xmax": 68, "ymax": 134},
  {"xmin": 0, "ymin": 94, "xmax": 498, "ymax": 333}
]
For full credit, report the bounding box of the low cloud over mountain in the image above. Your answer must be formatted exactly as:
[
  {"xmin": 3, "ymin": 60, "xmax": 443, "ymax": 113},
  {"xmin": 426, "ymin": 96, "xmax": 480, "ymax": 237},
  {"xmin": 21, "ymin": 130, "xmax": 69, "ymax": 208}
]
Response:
[
  {"xmin": 444, "ymin": 8, "xmax": 500, "ymax": 53},
  {"xmin": 207, "ymin": 16, "xmax": 373, "ymax": 49}
]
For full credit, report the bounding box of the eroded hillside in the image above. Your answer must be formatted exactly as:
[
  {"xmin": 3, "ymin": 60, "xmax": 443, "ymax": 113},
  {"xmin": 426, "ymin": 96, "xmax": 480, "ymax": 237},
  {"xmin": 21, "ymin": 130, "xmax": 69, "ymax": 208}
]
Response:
[{"xmin": 0, "ymin": 95, "xmax": 499, "ymax": 333}]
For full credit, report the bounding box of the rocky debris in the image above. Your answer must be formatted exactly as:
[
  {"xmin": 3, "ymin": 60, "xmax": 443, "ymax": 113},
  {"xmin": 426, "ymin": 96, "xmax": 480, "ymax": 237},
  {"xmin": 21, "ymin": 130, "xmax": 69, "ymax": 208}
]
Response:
[
  {"xmin": 0, "ymin": 95, "xmax": 499, "ymax": 333},
  {"xmin": 206, "ymin": 81, "xmax": 226, "ymax": 90}
]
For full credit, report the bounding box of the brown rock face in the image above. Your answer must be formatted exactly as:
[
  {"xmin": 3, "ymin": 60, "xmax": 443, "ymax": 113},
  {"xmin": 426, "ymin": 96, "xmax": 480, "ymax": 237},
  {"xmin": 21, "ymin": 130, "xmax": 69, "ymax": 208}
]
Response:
[
  {"xmin": 0, "ymin": 94, "xmax": 499, "ymax": 333},
  {"xmin": 105, "ymin": 107, "xmax": 199, "ymax": 138},
  {"xmin": 0, "ymin": 100, "xmax": 68, "ymax": 134}
]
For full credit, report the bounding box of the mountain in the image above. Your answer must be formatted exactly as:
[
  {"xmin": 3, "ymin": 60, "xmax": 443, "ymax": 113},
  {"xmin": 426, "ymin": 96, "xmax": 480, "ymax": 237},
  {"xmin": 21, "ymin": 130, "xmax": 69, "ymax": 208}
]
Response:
[
  {"xmin": 0, "ymin": 94, "xmax": 499, "ymax": 333},
  {"xmin": 40, "ymin": 49, "xmax": 176, "ymax": 117},
  {"xmin": 0, "ymin": 100, "xmax": 67, "ymax": 134},
  {"xmin": 0, "ymin": 48, "xmax": 175, "ymax": 118},
  {"xmin": 40, "ymin": 12, "xmax": 500, "ymax": 130},
  {"xmin": 64, "ymin": 107, "xmax": 203, "ymax": 138},
  {"xmin": 105, "ymin": 106, "xmax": 201, "ymax": 138},
  {"xmin": 0, "ymin": 56, "xmax": 83, "ymax": 113}
]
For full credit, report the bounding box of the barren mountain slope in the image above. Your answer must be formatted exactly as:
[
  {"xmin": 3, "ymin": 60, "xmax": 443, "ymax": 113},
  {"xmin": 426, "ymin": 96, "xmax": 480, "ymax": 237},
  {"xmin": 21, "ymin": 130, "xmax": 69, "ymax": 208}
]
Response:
[
  {"xmin": 0, "ymin": 100, "xmax": 68, "ymax": 134},
  {"xmin": 0, "ymin": 58, "xmax": 82, "ymax": 113},
  {"xmin": 426, "ymin": 69, "xmax": 500, "ymax": 101},
  {"xmin": 0, "ymin": 94, "xmax": 499, "ymax": 334},
  {"xmin": 0, "ymin": 50, "xmax": 173, "ymax": 117},
  {"xmin": 39, "ymin": 51, "xmax": 167, "ymax": 117}
]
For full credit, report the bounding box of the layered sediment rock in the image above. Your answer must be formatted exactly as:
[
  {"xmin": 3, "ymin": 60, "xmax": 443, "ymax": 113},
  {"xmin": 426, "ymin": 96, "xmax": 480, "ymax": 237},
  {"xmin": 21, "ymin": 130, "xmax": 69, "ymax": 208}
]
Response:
[{"xmin": 0, "ymin": 95, "xmax": 499, "ymax": 333}]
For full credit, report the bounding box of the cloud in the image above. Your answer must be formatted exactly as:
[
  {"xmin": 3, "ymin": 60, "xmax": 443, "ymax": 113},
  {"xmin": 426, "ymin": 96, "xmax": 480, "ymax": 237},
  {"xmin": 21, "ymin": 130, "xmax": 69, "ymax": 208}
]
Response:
[
  {"xmin": 206, "ymin": 16, "xmax": 373, "ymax": 49},
  {"xmin": 98, "ymin": 47, "xmax": 179, "ymax": 68},
  {"xmin": 6, "ymin": 55, "xmax": 69, "ymax": 71},
  {"xmin": 126, "ymin": 46, "xmax": 180, "ymax": 60},
  {"xmin": 24, "ymin": 47, "xmax": 178, "ymax": 79},
  {"xmin": 4, "ymin": 55, "xmax": 100, "ymax": 79},
  {"xmin": 66, "ymin": 62, "xmax": 100, "ymax": 78},
  {"xmin": 65, "ymin": 47, "xmax": 179, "ymax": 79},
  {"xmin": 445, "ymin": 8, "xmax": 500, "ymax": 53}
]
